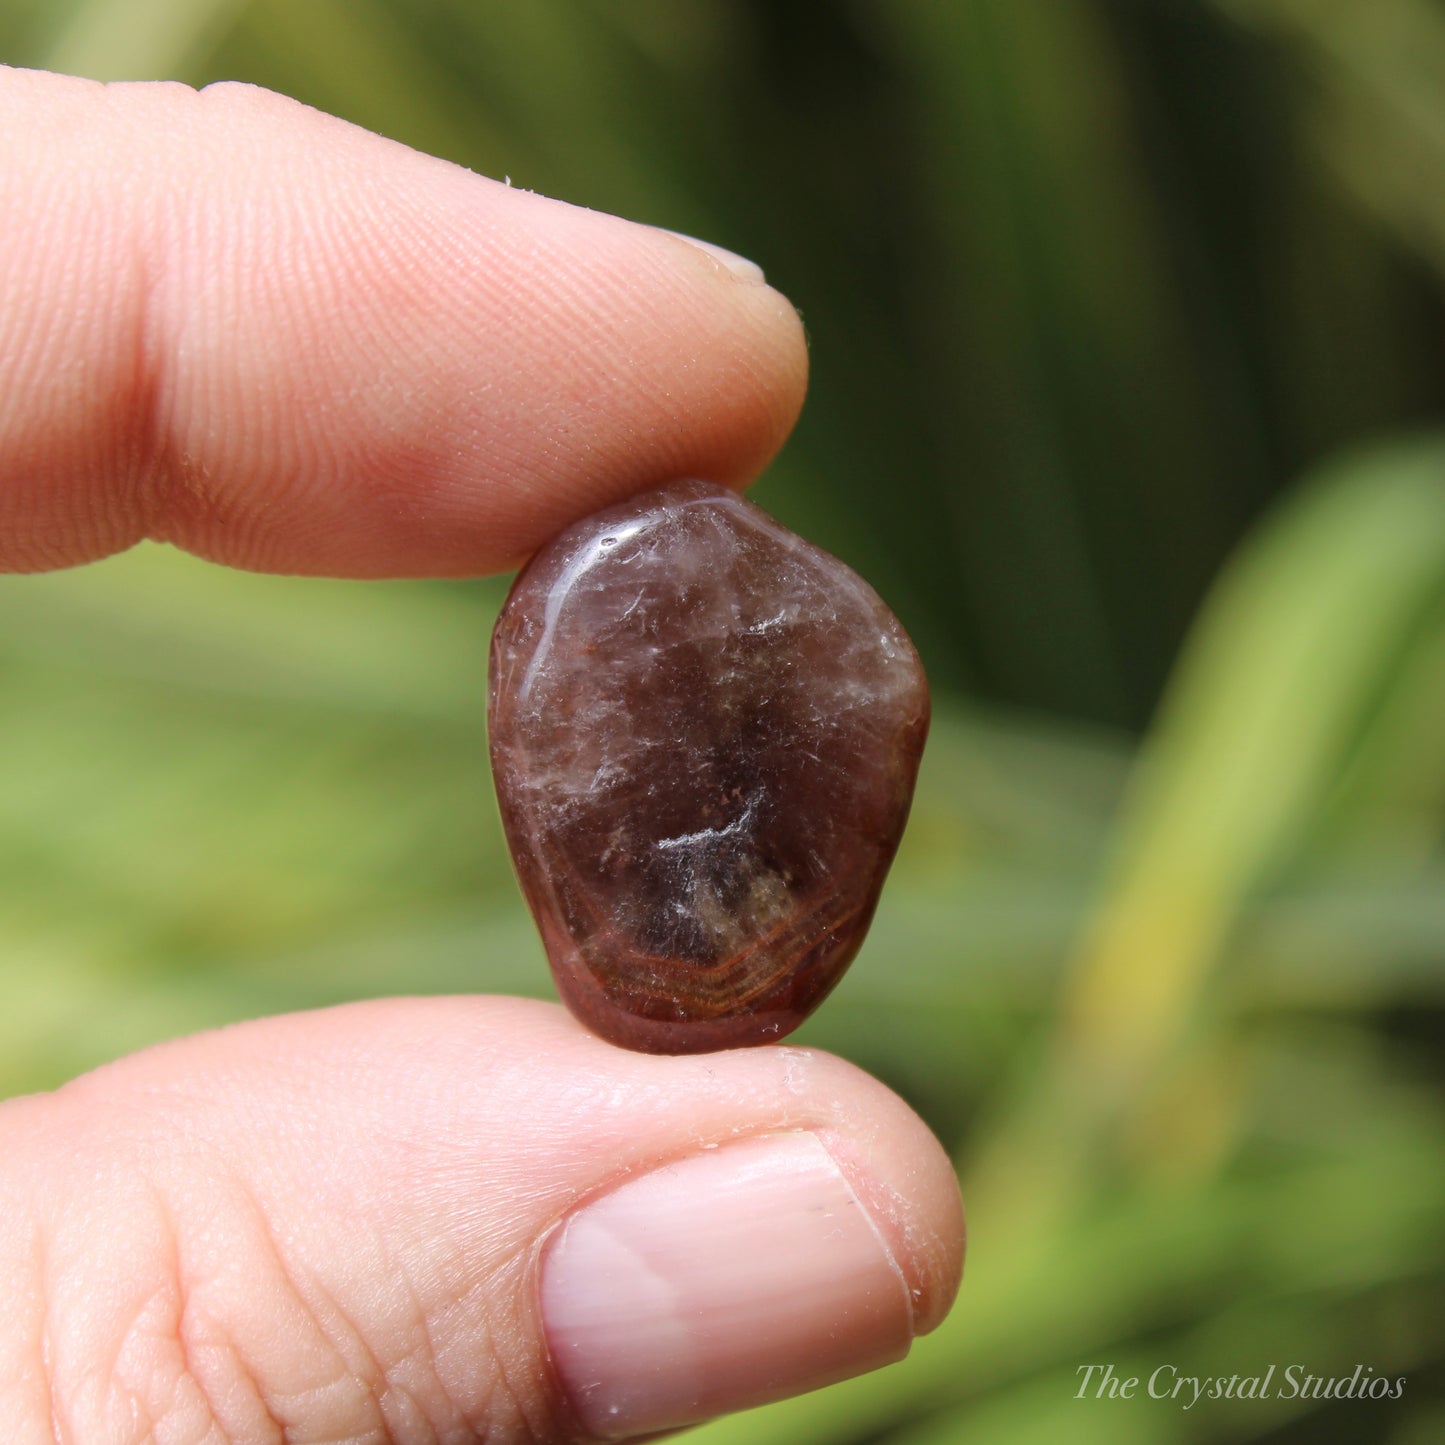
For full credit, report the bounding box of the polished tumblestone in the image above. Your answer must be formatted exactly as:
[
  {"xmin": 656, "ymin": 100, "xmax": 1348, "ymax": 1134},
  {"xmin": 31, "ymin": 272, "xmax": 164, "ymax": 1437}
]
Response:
[{"xmin": 488, "ymin": 480, "xmax": 929, "ymax": 1053}]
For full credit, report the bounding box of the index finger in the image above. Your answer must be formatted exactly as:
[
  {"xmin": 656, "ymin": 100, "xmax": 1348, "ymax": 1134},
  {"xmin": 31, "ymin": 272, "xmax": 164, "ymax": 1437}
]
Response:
[{"xmin": 0, "ymin": 67, "xmax": 808, "ymax": 576}]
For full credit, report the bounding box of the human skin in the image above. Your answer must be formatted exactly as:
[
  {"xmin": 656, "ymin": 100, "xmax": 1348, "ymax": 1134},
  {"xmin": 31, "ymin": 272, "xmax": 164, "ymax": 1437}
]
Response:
[{"xmin": 0, "ymin": 66, "xmax": 964, "ymax": 1443}]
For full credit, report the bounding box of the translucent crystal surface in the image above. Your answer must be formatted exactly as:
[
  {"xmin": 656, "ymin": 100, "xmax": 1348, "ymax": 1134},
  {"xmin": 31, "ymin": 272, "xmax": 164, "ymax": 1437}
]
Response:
[{"xmin": 488, "ymin": 480, "xmax": 929, "ymax": 1053}]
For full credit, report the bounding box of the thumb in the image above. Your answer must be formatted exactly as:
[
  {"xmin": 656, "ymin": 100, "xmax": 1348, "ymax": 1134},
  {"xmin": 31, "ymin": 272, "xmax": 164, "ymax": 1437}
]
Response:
[{"xmin": 0, "ymin": 996, "xmax": 963, "ymax": 1442}]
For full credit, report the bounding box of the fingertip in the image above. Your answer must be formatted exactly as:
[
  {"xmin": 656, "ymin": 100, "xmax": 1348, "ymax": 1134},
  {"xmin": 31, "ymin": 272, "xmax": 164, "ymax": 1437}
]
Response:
[
  {"xmin": 5, "ymin": 997, "xmax": 957, "ymax": 1440},
  {"xmin": 660, "ymin": 228, "xmax": 770, "ymax": 285},
  {"xmin": 541, "ymin": 1130, "xmax": 914, "ymax": 1438},
  {"xmin": 532, "ymin": 1040, "xmax": 959, "ymax": 1438},
  {"xmin": 0, "ymin": 70, "xmax": 810, "ymax": 577},
  {"xmin": 148, "ymin": 122, "xmax": 812, "ymax": 574},
  {"xmin": 767, "ymin": 1045, "xmax": 963, "ymax": 1339}
]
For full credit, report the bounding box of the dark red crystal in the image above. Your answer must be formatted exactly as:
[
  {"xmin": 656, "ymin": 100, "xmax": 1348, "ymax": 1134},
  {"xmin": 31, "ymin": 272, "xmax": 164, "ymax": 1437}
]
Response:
[{"xmin": 488, "ymin": 480, "xmax": 929, "ymax": 1053}]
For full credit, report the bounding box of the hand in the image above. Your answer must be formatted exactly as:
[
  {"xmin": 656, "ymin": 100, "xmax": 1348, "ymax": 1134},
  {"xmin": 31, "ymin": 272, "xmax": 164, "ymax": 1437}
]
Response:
[{"xmin": 0, "ymin": 66, "xmax": 964, "ymax": 1443}]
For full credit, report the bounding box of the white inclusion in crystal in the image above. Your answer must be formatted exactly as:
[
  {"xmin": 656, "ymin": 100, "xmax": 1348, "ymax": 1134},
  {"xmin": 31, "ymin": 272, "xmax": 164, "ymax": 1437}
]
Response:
[
  {"xmin": 747, "ymin": 609, "xmax": 788, "ymax": 635},
  {"xmin": 654, "ymin": 802, "xmax": 755, "ymax": 853}
]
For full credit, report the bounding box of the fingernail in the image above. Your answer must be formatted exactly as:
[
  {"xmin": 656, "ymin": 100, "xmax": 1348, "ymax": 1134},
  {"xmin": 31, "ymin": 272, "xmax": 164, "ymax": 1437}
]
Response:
[
  {"xmin": 541, "ymin": 1132, "xmax": 913, "ymax": 1438},
  {"xmin": 662, "ymin": 228, "xmax": 767, "ymax": 284}
]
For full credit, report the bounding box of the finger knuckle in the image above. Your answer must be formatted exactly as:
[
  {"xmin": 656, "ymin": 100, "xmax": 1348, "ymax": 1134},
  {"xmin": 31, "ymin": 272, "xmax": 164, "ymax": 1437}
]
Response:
[{"xmin": 13, "ymin": 1121, "xmax": 542, "ymax": 1442}]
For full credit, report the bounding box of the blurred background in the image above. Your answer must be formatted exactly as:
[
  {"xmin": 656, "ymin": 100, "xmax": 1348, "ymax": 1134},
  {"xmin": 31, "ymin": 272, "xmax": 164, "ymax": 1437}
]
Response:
[{"xmin": 2, "ymin": 1, "xmax": 1444, "ymax": 1440}]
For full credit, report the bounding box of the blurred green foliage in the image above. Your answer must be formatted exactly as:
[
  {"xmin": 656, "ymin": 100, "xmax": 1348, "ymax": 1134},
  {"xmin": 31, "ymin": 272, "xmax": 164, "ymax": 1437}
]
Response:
[{"xmin": 2, "ymin": 1, "xmax": 1444, "ymax": 1441}]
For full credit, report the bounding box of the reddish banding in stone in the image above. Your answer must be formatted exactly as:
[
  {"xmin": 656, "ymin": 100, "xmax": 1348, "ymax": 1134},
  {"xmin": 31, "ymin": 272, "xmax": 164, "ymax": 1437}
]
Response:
[{"xmin": 488, "ymin": 479, "xmax": 929, "ymax": 1053}]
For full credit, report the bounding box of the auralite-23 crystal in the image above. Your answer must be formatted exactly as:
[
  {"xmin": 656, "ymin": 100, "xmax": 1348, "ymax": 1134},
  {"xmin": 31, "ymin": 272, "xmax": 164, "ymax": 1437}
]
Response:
[{"xmin": 488, "ymin": 479, "xmax": 929, "ymax": 1053}]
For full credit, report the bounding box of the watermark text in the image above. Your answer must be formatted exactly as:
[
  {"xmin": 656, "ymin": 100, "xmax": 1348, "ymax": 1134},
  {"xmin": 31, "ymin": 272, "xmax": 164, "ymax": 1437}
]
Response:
[{"xmin": 1074, "ymin": 1363, "xmax": 1404, "ymax": 1408}]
